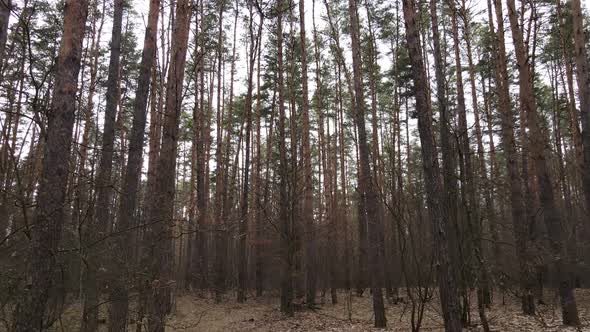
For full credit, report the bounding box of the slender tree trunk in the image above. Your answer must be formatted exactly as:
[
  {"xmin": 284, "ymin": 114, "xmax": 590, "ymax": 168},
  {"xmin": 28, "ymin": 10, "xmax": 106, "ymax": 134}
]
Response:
[
  {"xmin": 336, "ymin": 60, "xmax": 350, "ymax": 292},
  {"xmin": 448, "ymin": 2, "xmax": 488, "ymax": 328},
  {"xmin": 81, "ymin": 0, "xmax": 123, "ymax": 329},
  {"xmin": 402, "ymin": 0, "xmax": 462, "ymax": 330},
  {"xmin": 79, "ymin": 4, "xmax": 106, "ymax": 321},
  {"xmin": 190, "ymin": 0, "xmax": 208, "ymax": 292},
  {"xmin": 506, "ymin": 0, "xmax": 579, "ymax": 325},
  {"xmin": 277, "ymin": 0, "xmax": 294, "ymax": 316},
  {"xmin": 237, "ymin": 2, "xmax": 261, "ymax": 303},
  {"xmin": 571, "ymin": 0, "xmax": 590, "ymax": 214},
  {"xmin": 463, "ymin": 0, "xmax": 494, "ymax": 307},
  {"xmin": 142, "ymin": 0, "xmax": 191, "ymax": 330},
  {"xmin": 253, "ymin": 7, "xmax": 264, "ymax": 298},
  {"xmin": 429, "ymin": 4, "xmax": 465, "ymax": 318},
  {"xmin": 550, "ymin": 63, "xmax": 578, "ymax": 292},
  {"xmin": 347, "ymin": 0, "xmax": 386, "ymax": 327},
  {"xmin": 488, "ymin": 0, "xmax": 533, "ymax": 315},
  {"xmin": 298, "ymin": 0, "xmax": 316, "ymax": 309},
  {"xmin": 208, "ymin": 5, "xmax": 229, "ymax": 298},
  {"xmin": 108, "ymin": 0, "xmax": 161, "ymax": 328}
]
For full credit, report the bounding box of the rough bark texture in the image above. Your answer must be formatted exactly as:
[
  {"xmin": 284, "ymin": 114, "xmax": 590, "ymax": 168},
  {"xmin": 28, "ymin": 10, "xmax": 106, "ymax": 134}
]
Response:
[
  {"xmin": 463, "ymin": 0, "xmax": 494, "ymax": 308},
  {"xmin": 142, "ymin": 0, "xmax": 192, "ymax": 330},
  {"xmin": 108, "ymin": 0, "xmax": 161, "ymax": 329},
  {"xmin": 278, "ymin": 0, "xmax": 294, "ymax": 317},
  {"xmin": 506, "ymin": 0, "xmax": 579, "ymax": 325},
  {"xmin": 347, "ymin": 0, "xmax": 386, "ymax": 327},
  {"xmin": 402, "ymin": 0, "xmax": 462, "ymax": 330},
  {"xmin": 80, "ymin": 0, "xmax": 124, "ymax": 330},
  {"xmin": 11, "ymin": 1, "xmax": 89, "ymax": 330},
  {"xmin": 429, "ymin": 3, "xmax": 462, "ymax": 308},
  {"xmin": 488, "ymin": 0, "xmax": 533, "ymax": 315},
  {"xmin": 237, "ymin": 3, "xmax": 260, "ymax": 303}
]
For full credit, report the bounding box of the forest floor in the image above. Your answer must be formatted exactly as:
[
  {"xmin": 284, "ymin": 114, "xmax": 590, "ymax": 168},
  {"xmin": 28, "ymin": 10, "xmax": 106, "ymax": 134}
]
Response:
[
  {"xmin": 164, "ymin": 289, "xmax": 590, "ymax": 331},
  {"xmin": 45, "ymin": 289, "xmax": 590, "ymax": 331}
]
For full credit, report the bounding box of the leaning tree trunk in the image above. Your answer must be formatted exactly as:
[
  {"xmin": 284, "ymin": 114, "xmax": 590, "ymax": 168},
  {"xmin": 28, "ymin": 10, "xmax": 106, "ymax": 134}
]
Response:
[{"xmin": 11, "ymin": 1, "xmax": 89, "ymax": 330}]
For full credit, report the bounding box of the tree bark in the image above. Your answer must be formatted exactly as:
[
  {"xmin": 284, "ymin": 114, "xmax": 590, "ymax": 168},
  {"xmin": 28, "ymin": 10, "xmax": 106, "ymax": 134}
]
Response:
[
  {"xmin": 571, "ymin": 0, "xmax": 590, "ymax": 215},
  {"xmin": 142, "ymin": 0, "xmax": 192, "ymax": 330},
  {"xmin": 347, "ymin": 0, "xmax": 386, "ymax": 327},
  {"xmin": 402, "ymin": 0, "xmax": 462, "ymax": 330},
  {"xmin": 506, "ymin": 0, "xmax": 579, "ymax": 325},
  {"xmin": 488, "ymin": 0, "xmax": 533, "ymax": 315},
  {"xmin": 277, "ymin": 0, "xmax": 294, "ymax": 316},
  {"xmin": 0, "ymin": 0, "xmax": 10, "ymax": 66},
  {"xmin": 108, "ymin": 0, "xmax": 161, "ymax": 329},
  {"xmin": 82, "ymin": 0, "xmax": 123, "ymax": 329},
  {"xmin": 298, "ymin": 0, "xmax": 316, "ymax": 309},
  {"xmin": 11, "ymin": 1, "xmax": 89, "ymax": 330},
  {"xmin": 237, "ymin": 2, "xmax": 261, "ymax": 303}
]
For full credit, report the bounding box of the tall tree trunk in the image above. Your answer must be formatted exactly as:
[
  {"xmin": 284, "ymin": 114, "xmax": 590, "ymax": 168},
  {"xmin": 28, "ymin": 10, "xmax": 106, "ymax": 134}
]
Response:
[
  {"xmin": 506, "ymin": 0, "xmax": 579, "ymax": 325},
  {"xmin": 429, "ymin": 4, "xmax": 466, "ymax": 319},
  {"xmin": 277, "ymin": 0, "xmax": 294, "ymax": 316},
  {"xmin": 402, "ymin": 0, "xmax": 462, "ymax": 330},
  {"xmin": 448, "ymin": 2, "xmax": 488, "ymax": 327},
  {"xmin": 253, "ymin": 7, "xmax": 264, "ymax": 298},
  {"xmin": 571, "ymin": 0, "xmax": 590, "ymax": 215},
  {"xmin": 336, "ymin": 60, "xmax": 350, "ymax": 292},
  {"xmin": 195, "ymin": 0, "xmax": 209, "ymax": 294},
  {"xmin": 237, "ymin": 2, "xmax": 261, "ymax": 303},
  {"xmin": 142, "ymin": 0, "xmax": 191, "ymax": 330},
  {"xmin": 81, "ymin": 0, "xmax": 124, "ymax": 330},
  {"xmin": 78, "ymin": 3, "xmax": 105, "ymax": 318},
  {"xmin": 347, "ymin": 0, "xmax": 386, "ymax": 327},
  {"xmin": 488, "ymin": 0, "xmax": 533, "ymax": 315},
  {"xmin": 11, "ymin": 1, "xmax": 89, "ymax": 330},
  {"xmin": 286, "ymin": 7, "xmax": 302, "ymax": 301},
  {"xmin": 108, "ymin": 0, "xmax": 161, "ymax": 328},
  {"xmin": 463, "ymin": 0, "xmax": 494, "ymax": 308},
  {"xmin": 298, "ymin": 0, "xmax": 316, "ymax": 309}
]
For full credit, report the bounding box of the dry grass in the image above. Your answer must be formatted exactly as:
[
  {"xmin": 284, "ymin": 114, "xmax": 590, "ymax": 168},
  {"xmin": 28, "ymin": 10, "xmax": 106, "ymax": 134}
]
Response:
[
  {"xmin": 165, "ymin": 289, "xmax": 590, "ymax": 331},
  {"xmin": 24, "ymin": 289, "xmax": 590, "ymax": 331}
]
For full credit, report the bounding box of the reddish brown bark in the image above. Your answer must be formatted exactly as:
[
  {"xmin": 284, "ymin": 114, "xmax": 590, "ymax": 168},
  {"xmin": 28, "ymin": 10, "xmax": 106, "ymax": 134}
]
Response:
[{"xmin": 11, "ymin": 1, "xmax": 89, "ymax": 330}]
